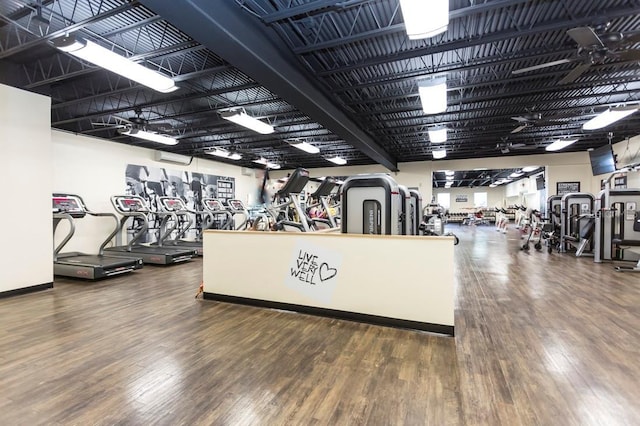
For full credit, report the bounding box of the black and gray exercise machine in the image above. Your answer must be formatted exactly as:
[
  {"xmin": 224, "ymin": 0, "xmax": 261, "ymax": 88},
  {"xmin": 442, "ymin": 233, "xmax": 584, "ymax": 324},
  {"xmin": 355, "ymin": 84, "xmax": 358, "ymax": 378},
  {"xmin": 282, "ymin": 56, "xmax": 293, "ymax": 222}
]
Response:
[
  {"xmin": 158, "ymin": 196, "xmax": 205, "ymax": 255},
  {"xmin": 226, "ymin": 199, "xmax": 252, "ymax": 230},
  {"xmin": 105, "ymin": 195, "xmax": 196, "ymax": 265},
  {"xmin": 409, "ymin": 189, "xmax": 422, "ymax": 236},
  {"xmin": 559, "ymin": 192, "xmax": 595, "ymax": 256},
  {"xmin": 397, "ymin": 185, "xmax": 413, "ymax": 235},
  {"xmin": 341, "ymin": 174, "xmax": 403, "ymax": 234},
  {"xmin": 201, "ymin": 198, "xmax": 234, "ymax": 230},
  {"xmin": 307, "ymin": 177, "xmax": 338, "ymax": 229},
  {"xmin": 421, "ymin": 203, "xmax": 446, "ymax": 236},
  {"xmin": 546, "ymin": 195, "xmax": 562, "ymax": 231},
  {"xmin": 52, "ymin": 193, "xmax": 143, "ymax": 279},
  {"xmin": 270, "ymin": 168, "xmax": 313, "ymax": 232},
  {"xmin": 594, "ymin": 168, "xmax": 640, "ymax": 271}
]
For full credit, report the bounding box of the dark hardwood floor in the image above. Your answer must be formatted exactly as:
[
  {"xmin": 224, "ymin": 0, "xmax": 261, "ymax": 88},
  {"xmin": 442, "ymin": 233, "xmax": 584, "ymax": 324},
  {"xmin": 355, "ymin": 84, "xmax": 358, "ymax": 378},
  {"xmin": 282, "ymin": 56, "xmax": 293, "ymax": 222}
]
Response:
[{"xmin": 1, "ymin": 225, "xmax": 639, "ymax": 425}]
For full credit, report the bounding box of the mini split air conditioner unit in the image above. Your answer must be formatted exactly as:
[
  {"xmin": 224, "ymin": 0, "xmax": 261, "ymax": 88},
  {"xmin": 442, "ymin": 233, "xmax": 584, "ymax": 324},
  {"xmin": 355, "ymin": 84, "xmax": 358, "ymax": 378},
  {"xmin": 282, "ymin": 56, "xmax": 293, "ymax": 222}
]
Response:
[{"xmin": 153, "ymin": 150, "xmax": 192, "ymax": 165}]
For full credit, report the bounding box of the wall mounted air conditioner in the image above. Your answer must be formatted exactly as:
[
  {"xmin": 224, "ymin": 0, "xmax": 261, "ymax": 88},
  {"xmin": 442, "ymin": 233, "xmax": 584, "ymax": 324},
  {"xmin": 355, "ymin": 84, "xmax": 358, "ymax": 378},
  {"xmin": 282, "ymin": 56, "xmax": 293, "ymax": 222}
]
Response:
[{"xmin": 153, "ymin": 150, "xmax": 192, "ymax": 165}]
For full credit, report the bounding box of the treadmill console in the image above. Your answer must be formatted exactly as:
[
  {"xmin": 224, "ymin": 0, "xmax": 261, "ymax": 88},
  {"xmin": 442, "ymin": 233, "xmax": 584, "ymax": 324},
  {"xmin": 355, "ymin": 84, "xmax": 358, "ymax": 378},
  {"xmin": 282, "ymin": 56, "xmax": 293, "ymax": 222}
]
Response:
[
  {"xmin": 228, "ymin": 199, "xmax": 245, "ymax": 211},
  {"xmin": 161, "ymin": 197, "xmax": 187, "ymax": 212},
  {"xmin": 52, "ymin": 195, "xmax": 86, "ymax": 218},
  {"xmin": 115, "ymin": 197, "xmax": 147, "ymax": 213},
  {"xmin": 204, "ymin": 199, "xmax": 225, "ymax": 211}
]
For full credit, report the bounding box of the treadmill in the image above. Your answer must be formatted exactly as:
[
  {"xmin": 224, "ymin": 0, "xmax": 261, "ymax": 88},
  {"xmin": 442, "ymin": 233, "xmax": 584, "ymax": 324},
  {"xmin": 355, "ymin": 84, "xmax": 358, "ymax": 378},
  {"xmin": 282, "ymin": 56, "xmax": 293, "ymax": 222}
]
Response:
[
  {"xmin": 202, "ymin": 198, "xmax": 234, "ymax": 230},
  {"xmin": 104, "ymin": 195, "xmax": 196, "ymax": 265},
  {"xmin": 158, "ymin": 196, "xmax": 206, "ymax": 255},
  {"xmin": 52, "ymin": 194, "xmax": 143, "ymax": 280},
  {"xmin": 270, "ymin": 168, "xmax": 312, "ymax": 232},
  {"xmin": 308, "ymin": 177, "xmax": 338, "ymax": 229}
]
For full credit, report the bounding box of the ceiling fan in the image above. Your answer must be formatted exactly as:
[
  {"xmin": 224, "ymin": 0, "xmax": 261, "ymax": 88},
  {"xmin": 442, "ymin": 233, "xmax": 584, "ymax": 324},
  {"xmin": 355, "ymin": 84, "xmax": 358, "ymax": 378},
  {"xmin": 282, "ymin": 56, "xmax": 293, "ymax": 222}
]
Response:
[
  {"xmin": 512, "ymin": 26, "xmax": 640, "ymax": 84},
  {"xmin": 91, "ymin": 108, "xmax": 169, "ymax": 133},
  {"xmin": 509, "ymin": 109, "xmax": 577, "ymax": 133},
  {"xmin": 510, "ymin": 112, "xmax": 543, "ymax": 133},
  {"xmin": 496, "ymin": 137, "xmax": 533, "ymax": 154}
]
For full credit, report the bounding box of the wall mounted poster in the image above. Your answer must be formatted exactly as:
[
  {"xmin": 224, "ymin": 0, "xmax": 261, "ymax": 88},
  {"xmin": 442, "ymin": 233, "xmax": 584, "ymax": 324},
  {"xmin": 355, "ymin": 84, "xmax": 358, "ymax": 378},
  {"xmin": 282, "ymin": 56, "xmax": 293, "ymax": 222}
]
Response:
[
  {"xmin": 125, "ymin": 164, "xmax": 235, "ymax": 205},
  {"xmin": 124, "ymin": 164, "xmax": 236, "ymax": 241},
  {"xmin": 455, "ymin": 195, "xmax": 468, "ymax": 203},
  {"xmin": 556, "ymin": 181, "xmax": 580, "ymax": 195}
]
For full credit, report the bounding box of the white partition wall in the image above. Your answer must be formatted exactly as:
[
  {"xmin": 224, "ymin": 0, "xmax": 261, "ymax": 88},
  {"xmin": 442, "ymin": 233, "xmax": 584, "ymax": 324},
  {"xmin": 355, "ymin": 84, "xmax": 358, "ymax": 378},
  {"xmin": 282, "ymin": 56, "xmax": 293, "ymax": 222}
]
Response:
[
  {"xmin": 0, "ymin": 84, "xmax": 53, "ymax": 295},
  {"xmin": 203, "ymin": 231, "xmax": 455, "ymax": 335}
]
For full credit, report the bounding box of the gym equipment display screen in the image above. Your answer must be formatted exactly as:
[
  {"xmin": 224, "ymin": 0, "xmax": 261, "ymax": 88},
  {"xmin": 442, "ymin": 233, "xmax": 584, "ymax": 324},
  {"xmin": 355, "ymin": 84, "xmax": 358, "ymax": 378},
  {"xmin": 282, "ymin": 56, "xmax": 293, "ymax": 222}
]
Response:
[
  {"xmin": 205, "ymin": 200, "xmax": 223, "ymax": 210},
  {"xmin": 162, "ymin": 198, "xmax": 185, "ymax": 210},
  {"xmin": 52, "ymin": 196, "xmax": 83, "ymax": 213},
  {"xmin": 228, "ymin": 200, "xmax": 244, "ymax": 210},
  {"xmin": 118, "ymin": 198, "xmax": 145, "ymax": 211},
  {"xmin": 589, "ymin": 145, "xmax": 616, "ymax": 176}
]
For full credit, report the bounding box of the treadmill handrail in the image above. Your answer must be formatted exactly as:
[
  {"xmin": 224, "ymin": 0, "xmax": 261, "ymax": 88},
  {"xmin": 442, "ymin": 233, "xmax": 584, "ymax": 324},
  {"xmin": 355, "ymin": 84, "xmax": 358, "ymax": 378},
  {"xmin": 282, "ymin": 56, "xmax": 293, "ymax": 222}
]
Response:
[
  {"xmin": 53, "ymin": 212, "xmax": 75, "ymax": 262},
  {"xmin": 53, "ymin": 193, "xmax": 123, "ymax": 257},
  {"xmin": 158, "ymin": 196, "xmax": 195, "ymax": 242},
  {"xmin": 201, "ymin": 198, "xmax": 234, "ymax": 230},
  {"xmin": 111, "ymin": 195, "xmax": 150, "ymax": 249}
]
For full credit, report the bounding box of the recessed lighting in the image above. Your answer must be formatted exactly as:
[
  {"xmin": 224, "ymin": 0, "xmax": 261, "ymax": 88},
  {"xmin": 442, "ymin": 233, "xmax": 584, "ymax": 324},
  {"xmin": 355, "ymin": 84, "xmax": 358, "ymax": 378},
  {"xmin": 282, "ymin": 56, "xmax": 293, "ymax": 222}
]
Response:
[
  {"xmin": 432, "ymin": 149, "xmax": 447, "ymax": 159},
  {"xmin": 546, "ymin": 138, "xmax": 578, "ymax": 152}
]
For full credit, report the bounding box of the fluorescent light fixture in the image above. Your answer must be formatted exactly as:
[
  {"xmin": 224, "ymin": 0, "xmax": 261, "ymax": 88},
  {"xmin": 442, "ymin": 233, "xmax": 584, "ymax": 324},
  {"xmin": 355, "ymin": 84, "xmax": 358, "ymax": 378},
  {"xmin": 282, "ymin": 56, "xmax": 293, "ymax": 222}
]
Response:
[
  {"xmin": 432, "ymin": 149, "xmax": 447, "ymax": 159},
  {"xmin": 119, "ymin": 128, "xmax": 177, "ymax": 145},
  {"xmin": 510, "ymin": 172, "xmax": 524, "ymax": 178},
  {"xmin": 583, "ymin": 106, "xmax": 639, "ymax": 130},
  {"xmin": 287, "ymin": 140, "xmax": 320, "ymax": 154},
  {"xmin": 207, "ymin": 148, "xmax": 241, "ymax": 160},
  {"xmin": 473, "ymin": 167, "xmax": 488, "ymax": 171},
  {"xmin": 446, "ymin": 176, "xmax": 453, "ymax": 181},
  {"xmin": 545, "ymin": 138, "xmax": 578, "ymax": 152},
  {"xmin": 327, "ymin": 156, "xmax": 347, "ymax": 165},
  {"xmin": 428, "ymin": 126, "xmax": 447, "ymax": 143},
  {"xmin": 252, "ymin": 157, "xmax": 280, "ymax": 169},
  {"xmin": 418, "ymin": 77, "xmax": 447, "ymax": 114},
  {"xmin": 220, "ymin": 110, "xmax": 274, "ymax": 134},
  {"xmin": 444, "ymin": 170, "xmax": 455, "ymax": 176},
  {"xmin": 399, "ymin": 0, "xmax": 449, "ymax": 39},
  {"xmin": 521, "ymin": 166, "xmax": 539, "ymax": 172},
  {"xmin": 52, "ymin": 35, "xmax": 177, "ymax": 93},
  {"xmin": 489, "ymin": 183, "xmax": 497, "ymax": 188},
  {"xmin": 445, "ymin": 182, "xmax": 453, "ymax": 188}
]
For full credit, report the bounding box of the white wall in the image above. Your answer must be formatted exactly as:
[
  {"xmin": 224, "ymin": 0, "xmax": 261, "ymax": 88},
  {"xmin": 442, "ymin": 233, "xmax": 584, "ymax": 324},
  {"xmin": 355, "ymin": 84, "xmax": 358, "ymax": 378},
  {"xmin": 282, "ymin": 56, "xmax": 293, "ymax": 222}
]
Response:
[
  {"xmin": 274, "ymin": 151, "xmax": 596, "ymax": 206},
  {"xmin": 0, "ymin": 84, "xmax": 53, "ymax": 293},
  {"xmin": 52, "ymin": 130, "xmax": 255, "ymax": 254},
  {"xmin": 432, "ymin": 186, "xmax": 505, "ymax": 211}
]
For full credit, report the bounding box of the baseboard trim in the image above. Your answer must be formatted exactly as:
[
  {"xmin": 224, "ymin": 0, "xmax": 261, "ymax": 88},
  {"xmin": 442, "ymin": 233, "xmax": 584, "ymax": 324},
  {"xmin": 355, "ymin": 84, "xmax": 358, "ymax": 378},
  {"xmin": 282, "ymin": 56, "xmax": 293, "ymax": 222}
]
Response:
[
  {"xmin": 0, "ymin": 282, "xmax": 53, "ymax": 299},
  {"xmin": 203, "ymin": 292, "xmax": 454, "ymax": 336}
]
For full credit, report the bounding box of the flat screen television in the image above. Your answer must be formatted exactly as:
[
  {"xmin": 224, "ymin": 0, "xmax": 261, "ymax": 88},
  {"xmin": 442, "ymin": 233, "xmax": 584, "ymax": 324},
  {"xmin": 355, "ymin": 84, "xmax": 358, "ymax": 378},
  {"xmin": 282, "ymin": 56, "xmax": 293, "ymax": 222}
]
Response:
[
  {"xmin": 535, "ymin": 175, "xmax": 545, "ymax": 190},
  {"xmin": 589, "ymin": 145, "xmax": 616, "ymax": 176}
]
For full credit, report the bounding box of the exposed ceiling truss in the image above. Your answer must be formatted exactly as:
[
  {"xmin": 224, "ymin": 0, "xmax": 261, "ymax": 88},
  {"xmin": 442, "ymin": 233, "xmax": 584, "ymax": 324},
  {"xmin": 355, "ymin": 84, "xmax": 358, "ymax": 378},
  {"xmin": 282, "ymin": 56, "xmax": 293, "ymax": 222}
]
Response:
[{"xmin": 0, "ymin": 0, "xmax": 639, "ymax": 183}]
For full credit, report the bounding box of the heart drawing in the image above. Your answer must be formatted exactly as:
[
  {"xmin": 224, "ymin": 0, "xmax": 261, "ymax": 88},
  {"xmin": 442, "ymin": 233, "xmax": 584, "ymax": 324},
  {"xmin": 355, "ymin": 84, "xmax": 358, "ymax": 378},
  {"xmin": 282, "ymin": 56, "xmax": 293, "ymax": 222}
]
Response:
[{"xmin": 319, "ymin": 262, "xmax": 337, "ymax": 282}]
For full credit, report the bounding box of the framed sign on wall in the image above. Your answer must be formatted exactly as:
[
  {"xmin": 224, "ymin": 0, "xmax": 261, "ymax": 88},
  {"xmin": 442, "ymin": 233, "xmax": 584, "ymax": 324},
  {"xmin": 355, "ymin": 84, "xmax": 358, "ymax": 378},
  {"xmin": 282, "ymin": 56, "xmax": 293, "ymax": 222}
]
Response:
[{"xmin": 556, "ymin": 181, "xmax": 580, "ymax": 195}]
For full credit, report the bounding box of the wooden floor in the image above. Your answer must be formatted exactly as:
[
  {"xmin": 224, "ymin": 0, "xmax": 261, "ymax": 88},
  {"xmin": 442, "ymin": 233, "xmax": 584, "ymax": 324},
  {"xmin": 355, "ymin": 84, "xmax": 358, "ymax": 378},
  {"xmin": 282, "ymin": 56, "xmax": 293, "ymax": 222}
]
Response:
[{"xmin": 1, "ymin": 225, "xmax": 639, "ymax": 425}]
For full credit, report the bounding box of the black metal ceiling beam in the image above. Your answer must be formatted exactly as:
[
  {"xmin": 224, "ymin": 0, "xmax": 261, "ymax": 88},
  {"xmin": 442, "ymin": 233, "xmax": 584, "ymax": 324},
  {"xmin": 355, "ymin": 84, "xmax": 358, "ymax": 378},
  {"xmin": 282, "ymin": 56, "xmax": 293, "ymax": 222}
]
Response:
[
  {"xmin": 260, "ymin": 0, "xmax": 369, "ymax": 24},
  {"xmin": 354, "ymin": 83, "xmax": 640, "ymax": 119},
  {"xmin": 140, "ymin": 0, "xmax": 397, "ymax": 171},
  {"xmin": 52, "ymin": 82, "xmax": 262, "ymax": 126},
  {"xmin": 343, "ymin": 65, "xmax": 636, "ymax": 106},
  {"xmin": 0, "ymin": 1, "xmax": 138, "ymax": 59},
  {"xmin": 0, "ymin": 0, "xmax": 56, "ymax": 27},
  {"xmin": 315, "ymin": 3, "xmax": 640, "ymax": 76},
  {"xmin": 333, "ymin": 48, "xmax": 577, "ymax": 94},
  {"xmin": 293, "ymin": 0, "xmax": 532, "ymax": 54}
]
